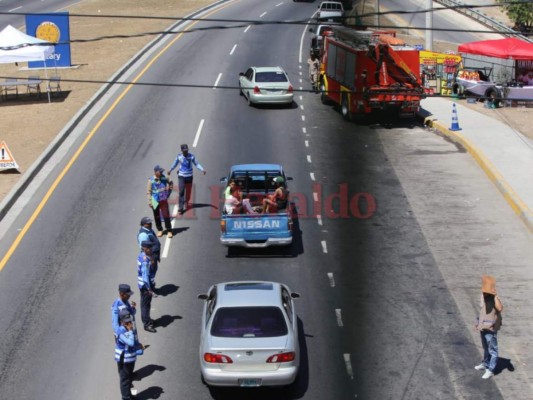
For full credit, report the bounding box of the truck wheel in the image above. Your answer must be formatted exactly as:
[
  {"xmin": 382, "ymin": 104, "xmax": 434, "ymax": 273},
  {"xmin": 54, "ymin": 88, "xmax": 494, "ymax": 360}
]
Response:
[
  {"xmin": 486, "ymin": 88, "xmax": 501, "ymax": 108},
  {"xmin": 320, "ymin": 82, "xmax": 330, "ymax": 105},
  {"xmin": 341, "ymin": 95, "xmax": 351, "ymax": 121}
]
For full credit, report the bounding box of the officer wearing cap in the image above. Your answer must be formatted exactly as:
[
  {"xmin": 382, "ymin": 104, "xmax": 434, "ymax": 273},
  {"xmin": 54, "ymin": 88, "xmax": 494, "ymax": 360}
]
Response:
[
  {"xmin": 111, "ymin": 284, "xmax": 137, "ymax": 336},
  {"xmin": 147, "ymin": 164, "xmax": 173, "ymax": 237},
  {"xmin": 137, "ymin": 241, "xmax": 157, "ymax": 333},
  {"xmin": 137, "ymin": 217, "xmax": 161, "ymax": 292},
  {"xmin": 168, "ymin": 144, "xmax": 206, "ymax": 215},
  {"xmin": 115, "ymin": 313, "xmax": 142, "ymax": 400}
]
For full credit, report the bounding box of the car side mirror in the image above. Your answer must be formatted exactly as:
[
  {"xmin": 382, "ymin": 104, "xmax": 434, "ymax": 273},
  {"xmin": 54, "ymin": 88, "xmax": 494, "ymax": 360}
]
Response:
[
  {"xmin": 239, "ymin": 72, "xmax": 244, "ymax": 77},
  {"xmin": 198, "ymin": 294, "xmax": 209, "ymax": 300},
  {"xmin": 291, "ymin": 292, "xmax": 301, "ymax": 299},
  {"xmin": 220, "ymin": 177, "xmax": 228, "ymax": 183}
]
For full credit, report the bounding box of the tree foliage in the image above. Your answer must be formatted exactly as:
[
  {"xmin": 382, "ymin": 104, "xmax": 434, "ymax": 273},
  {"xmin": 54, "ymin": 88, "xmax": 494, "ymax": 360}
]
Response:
[{"xmin": 496, "ymin": 0, "xmax": 533, "ymax": 30}]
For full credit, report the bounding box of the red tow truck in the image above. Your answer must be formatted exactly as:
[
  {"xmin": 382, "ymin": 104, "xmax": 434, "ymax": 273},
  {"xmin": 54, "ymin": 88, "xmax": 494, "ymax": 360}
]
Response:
[{"xmin": 318, "ymin": 26, "xmax": 425, "ymax": 120}]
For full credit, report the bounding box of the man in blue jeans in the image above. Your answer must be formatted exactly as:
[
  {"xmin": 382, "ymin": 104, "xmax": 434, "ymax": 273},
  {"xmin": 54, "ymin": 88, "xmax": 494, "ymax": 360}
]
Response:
[
  {"xmin": 474, "ymin": 275, "xmax": 503, "ymax": 379},
  {"xmin": 168, "ymin": 144, "xmax": 206, "ymax": 215}
]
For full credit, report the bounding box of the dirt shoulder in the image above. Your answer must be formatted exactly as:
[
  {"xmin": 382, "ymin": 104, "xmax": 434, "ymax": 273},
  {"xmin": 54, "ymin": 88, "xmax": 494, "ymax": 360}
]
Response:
[{"xmin": 0, "ymin": 0, "xmax": 214, "ymax": 201}]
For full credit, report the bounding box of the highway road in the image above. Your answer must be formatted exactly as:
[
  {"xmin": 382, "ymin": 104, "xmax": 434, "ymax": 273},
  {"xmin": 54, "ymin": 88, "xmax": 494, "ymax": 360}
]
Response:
[
  {"xmin": 0, "ymin": 0, "xmax": 83, "ymax": 28},
  {"xmin": 0, "ymin": 1, "xmax": 531, "ymax": 399}
]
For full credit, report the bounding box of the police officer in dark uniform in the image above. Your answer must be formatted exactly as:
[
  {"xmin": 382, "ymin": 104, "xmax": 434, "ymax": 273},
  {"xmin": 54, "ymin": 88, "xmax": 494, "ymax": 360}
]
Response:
[{"xmin": 137, "ymin": 217, "xmax": 161, "ymax": 293}]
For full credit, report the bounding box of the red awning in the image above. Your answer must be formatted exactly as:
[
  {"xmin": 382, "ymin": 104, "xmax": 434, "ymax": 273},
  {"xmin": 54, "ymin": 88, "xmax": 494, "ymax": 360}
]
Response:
[{"xmin": 458, "ymin": 38, "xmax": 533, "ymax": 60}]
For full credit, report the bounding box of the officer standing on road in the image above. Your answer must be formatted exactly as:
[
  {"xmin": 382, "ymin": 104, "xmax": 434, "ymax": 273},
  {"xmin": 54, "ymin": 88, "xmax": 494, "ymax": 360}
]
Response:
[
  {"xmin": 474, "ymin": 275, "xmax": 504, "ymax": 379},
  {"xmin": 147, "ymin": 165, "xmax": 173, "ymax": 238},
  {"xmin": 111, "ymin": 284, "xmax": 137, "ymax": 336},
  {"xmin": 168, "ymin": 144, "xmax": 206, "ymax": 215},
  {"xmin": 137, "ymin": 217, "xmax": 161, "ymax": 293},
  {"xmin": 115, "ymin": 313, "xmax": 141, "ymax": 400},
  {"xmin": 137, "ymin": 241, "xmax": 157, "ymax": 333}
]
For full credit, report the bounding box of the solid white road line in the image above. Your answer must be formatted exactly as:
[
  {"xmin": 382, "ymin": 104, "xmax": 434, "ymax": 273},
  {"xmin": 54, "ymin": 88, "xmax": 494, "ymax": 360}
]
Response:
[
  {"xmin": 310, "ymin": 172, "xmax": 315, "ymax": 181},
  {"xmin": 230, "ymin": 44, "xmax": 237, "ymax": 55},
  {"xmin": 193, "ymin": 119, "xmax": 205, "ymax": 148},
  {"xmin": 321, "ymin": 240, "xmax": 328, "ymax": 253},
  {"xmin": 327, "ymin": 272, "xmax": 335, "ymax": 287},
  {"xmin": 260, "ymin": 11, "xmax": 267, "ymax": 17},
  {"xmin": 244, "ymin": 25, "xmax": 251, "ymax": 33},
  {"xmin": 344, "ymin": 354, "xmax": 354, "ymax": 379},
  {"xmin": 213, "ymin": 73, "xmax": 222, "ymax": 89},
  {"xmin": 316, "ymin": 214, "xmax": 322, "ymax": 225},
  {"xmin": 307, "ymin": 155, "xmax": 312, "ymax": 163},
  {"xmin": 335, "ymin": 309, "xmax": 343, "ymax": 327}
]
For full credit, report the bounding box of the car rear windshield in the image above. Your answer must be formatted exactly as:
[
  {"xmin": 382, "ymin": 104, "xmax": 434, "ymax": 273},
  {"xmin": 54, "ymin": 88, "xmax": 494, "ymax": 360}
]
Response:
[
  {"xmin": 256, "ymin": 72, "xmax": 288, "ymax": 83},
  {"xmin": 211, "ymin": 306, "xmax": 288, "ymax": 338}
]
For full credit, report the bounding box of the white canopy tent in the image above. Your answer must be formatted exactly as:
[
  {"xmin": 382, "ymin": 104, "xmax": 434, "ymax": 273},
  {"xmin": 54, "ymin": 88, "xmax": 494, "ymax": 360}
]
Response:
[{"xmin": 0, "ymin": 25, "xmax": 55, "ymax": 102}]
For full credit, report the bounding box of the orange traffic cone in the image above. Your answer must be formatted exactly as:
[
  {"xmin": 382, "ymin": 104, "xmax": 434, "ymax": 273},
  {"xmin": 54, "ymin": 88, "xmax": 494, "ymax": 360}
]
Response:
[{"xmin": 449, "ymin": 103, "xmax": 462, "ymax": 131}]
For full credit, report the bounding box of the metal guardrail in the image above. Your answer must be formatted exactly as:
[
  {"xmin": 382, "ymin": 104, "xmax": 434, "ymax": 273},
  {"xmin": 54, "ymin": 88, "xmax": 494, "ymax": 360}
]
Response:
[{"xmin": 434, "ymin": 0, "xmax": 532, "ymax": 43}]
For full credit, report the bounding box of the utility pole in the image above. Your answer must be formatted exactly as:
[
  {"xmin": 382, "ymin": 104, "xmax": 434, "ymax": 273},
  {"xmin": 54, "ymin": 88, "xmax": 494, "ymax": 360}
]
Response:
[{"xmin": 425, "ymin": 0, "xmax": 433, "ymax": 50}]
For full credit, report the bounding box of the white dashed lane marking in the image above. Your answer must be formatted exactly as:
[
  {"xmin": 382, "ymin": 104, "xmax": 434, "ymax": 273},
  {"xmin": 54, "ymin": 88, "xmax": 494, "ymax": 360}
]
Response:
[
  {"xmin": 313, "ymin": 192, "xmax": 318, "ymax": 202},
  {"xmin": 260, "ymin": 11, "xmax": 267, "ymax": 17},
  {"xmin": 327, "ymin": 272, "xmax": 335, "ymax": 287},
  {"xmin": 321, "ymin": 240, "xmax": 328, "ymax": 253},
  {"xmin": 302, "ymin": 127, "xmax": 306, "ymax": 134},
  {"xmin": 316, "ymin": 214, "xmax": 322, "ymax": 225},
  {"xmin": 230, "ymin": 44, "xmax": 237, "ymax": 55},
  {"xmin": 213, "ymin": 73, "xmax": 222, "ymax": 89},
  {"xmin": 335, "ymin": 309, "xmax": 343, "ymax": 327},
  {"xmin": 244, "ymin": 25, "xmax": 251, "ymax": 33},
  {"xmin": 162, "ymin": 205, "xmax": 179, "ymax": 258},
  {"xmin": 344, "ymin": 354, "xmax": 354, "ymax": 379},
  {"xmin": 307, "ymin": 155, "xmax": 312, "ymax": 163},
  {"xmin": 276, "ymin": 2, "xmax": 283, "ymax": 6},
  {"xmin": 305, "ymin": 140, "xmax": 309, "ymax": 147},
  {"xmin": 193, "ymin": 119, "xmax": 204, "ymax": 148},
  {"xmin": 300, "ymin": 105, "xmax": 304, "ymax": 110},
  {"xmin": 301, "ymin": 115, "xmax": 305, "ymax": 121},
  {"xmin": 310, "ymin": 172, "xmax": 315, "ymax": 181}
]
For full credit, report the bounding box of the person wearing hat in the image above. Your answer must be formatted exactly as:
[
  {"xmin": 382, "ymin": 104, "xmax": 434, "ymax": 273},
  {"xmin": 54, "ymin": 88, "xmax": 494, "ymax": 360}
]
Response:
[
  {"xmin": 137, "ymin": 241, "xmax": 157, "ymax": 333},
  {"xmin": 474, "ymin": 275, "xmax": 503, "ymax": 379},
  {"xmin": 262, "ymin": 176, "xmax": 289, "ymax": 213},
  {"xmin": 111, "ymin": 284, "xmax": 137, "ymax": 337},
  {"xmin": 147, "ymin": 165, "xmax": 173, "ymax": 238},
  {"xmin": 167, "ymin": 144, "xmax": 206, "ymax": 215},
  {"xmin": 137, "ymin": 217, "xmax": 161, "ymax": 292},
  {"xmin": 115, "ymin": 313, "xmax": 142, "ymax": 400}
]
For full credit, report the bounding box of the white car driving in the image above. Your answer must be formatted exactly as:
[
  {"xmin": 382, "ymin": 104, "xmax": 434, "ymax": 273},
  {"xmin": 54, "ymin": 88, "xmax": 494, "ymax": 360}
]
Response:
[
  {"xmin": 198, "ymin": 281, "xmax": 300, "ymax": 387},
  {"xmin": 239, "ymin": 66, "xmax": 294, "ymax": 106}
]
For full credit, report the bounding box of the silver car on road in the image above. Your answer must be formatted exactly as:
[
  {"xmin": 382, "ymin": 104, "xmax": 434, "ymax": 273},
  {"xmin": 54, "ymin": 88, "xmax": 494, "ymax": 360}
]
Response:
[
  {"xmin": 198, "ymin": 281, "xmax": 300, "ymax": 387},
  {"xmin": 239, "ymin": 66, "xmax": 294, "ymax": 106}
]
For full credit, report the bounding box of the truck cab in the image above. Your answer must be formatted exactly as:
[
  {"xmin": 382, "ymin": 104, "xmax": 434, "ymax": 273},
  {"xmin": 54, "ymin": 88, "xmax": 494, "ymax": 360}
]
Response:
[{"xmin": 220, "ymin": 164, "xmax": 293, "ymax": 248}]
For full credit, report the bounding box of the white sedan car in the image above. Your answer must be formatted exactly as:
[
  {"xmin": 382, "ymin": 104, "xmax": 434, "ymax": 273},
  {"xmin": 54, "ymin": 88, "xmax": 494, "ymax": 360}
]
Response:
[
  {"xmin": 239, "ymin": 66, "xmax": 294, "ymax": 106},
  {"xmin": 198, "ymin": 281, "xmax": 300, "ymax": 387}
]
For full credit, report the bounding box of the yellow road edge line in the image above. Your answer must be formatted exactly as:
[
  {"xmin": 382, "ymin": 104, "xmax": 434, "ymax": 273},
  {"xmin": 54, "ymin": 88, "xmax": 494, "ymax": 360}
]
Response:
[
  {"xmin": 0, "ymin": 2, "xmax": 236, "ymax": 273},
  {"xmin": 425, "ymin": 117, "xmax": 533, "ymax": 233}
]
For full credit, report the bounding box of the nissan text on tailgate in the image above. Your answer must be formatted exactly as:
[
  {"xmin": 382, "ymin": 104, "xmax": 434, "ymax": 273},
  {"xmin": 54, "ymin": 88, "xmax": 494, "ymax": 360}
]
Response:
[{"xmin": 220, "ymin": 164, "xmax": 293, "ymax": 248}]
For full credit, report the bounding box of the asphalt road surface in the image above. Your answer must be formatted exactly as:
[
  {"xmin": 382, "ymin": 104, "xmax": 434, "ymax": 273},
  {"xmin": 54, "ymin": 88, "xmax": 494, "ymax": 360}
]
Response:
[
  {"xmin": 0, "ymin": 0, "xmax": 81, "ymax": 28},
  {"xmin": 0, "ymin": 1, "xmax": 530, "ymax": 399}
]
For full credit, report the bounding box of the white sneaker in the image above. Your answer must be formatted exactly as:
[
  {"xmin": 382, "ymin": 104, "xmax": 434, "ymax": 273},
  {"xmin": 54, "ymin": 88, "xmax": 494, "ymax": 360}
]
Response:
[
  {"xmin": 482, "ymin": 370, "xmax": 494, "ymax": 379},
  {"xmin": 475, "ymin": 363, "xmax": 487, "ymax": 371}
]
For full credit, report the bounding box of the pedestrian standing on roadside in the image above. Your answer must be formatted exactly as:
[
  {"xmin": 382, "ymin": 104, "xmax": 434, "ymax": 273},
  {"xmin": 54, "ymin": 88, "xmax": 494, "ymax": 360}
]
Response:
[
  {"xmin": 111, "ymin": 284, "xmax": 137, "ymax": 337},
  {"xmin": 307, "ymin": 52, "xmax": 320, "ymax": 92},
  {"xmin": 137, "ymin": 217, "xmax": 161, "ymax": 292},
  {"xmin": 137, "ymin": 240, "xmax": 157, "ymax": 333},
  {"xmin": 168, "ymin": 144, "xmax": 206, "ymax": 215},
  {"xmin": 474, "ymin": 275, "xmax": 503, "ymax": 379},
  {"xmin": 115, "ymin": 313, "xmax": 141, "ymax": 400},
  {"xmin": 147, "ymin": 165, "xmax": 173, "ymax": 238}
]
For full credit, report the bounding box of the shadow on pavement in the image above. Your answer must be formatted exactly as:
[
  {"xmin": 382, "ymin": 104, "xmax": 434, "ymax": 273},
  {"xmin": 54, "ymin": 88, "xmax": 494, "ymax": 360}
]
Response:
[
  {"xmin": 206, "ymin": 318, "xmax": 309, "ymax": 399},
  {"xmin": 135, "ymin": 386, "xmax": 164, "ymax": 399},
  {"xmin": 494, "ymin": 357, "xmax": 515, "ymax": 375},
  {"xmin": 170, "ymin": 227, "xmax": 189, "ymax": 236},
  {"xmin": 133, "ymin": 364, "xmax": 166, "ymax": 381},
  {"xmin": 156, "ymin": 284, "xmax": 179, "ymax": 296},
  {"xmin": 153, "ymin": 314, "xmax": 182, "ymax": 328}
]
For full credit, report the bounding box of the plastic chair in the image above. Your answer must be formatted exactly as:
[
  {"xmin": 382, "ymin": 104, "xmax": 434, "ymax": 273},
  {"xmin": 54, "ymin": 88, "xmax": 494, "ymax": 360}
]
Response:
[
  {"xmin": 48, "ymin": 75, "xmax": 61, "ymax": 94},
  {"xmin": 27, "ymin": 75, "xmax": 41, "ymax": 97}
]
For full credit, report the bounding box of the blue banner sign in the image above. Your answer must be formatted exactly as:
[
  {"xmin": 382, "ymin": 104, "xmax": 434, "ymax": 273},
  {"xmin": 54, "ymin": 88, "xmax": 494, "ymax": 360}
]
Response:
[{"xmin": 26, "ymin": 12, "xmax": 71, "ymax": 68}]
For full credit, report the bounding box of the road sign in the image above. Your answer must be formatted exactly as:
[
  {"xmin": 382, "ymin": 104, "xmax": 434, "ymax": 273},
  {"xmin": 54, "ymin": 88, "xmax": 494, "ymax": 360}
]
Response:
[{"xmin": 0, "ymin": 141, "xmax": 20, "ymax": 171}]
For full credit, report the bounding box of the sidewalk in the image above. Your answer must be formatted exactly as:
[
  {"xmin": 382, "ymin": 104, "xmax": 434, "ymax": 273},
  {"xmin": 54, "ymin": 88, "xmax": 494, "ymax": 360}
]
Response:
[{"xmin": 418, "ymin": 97, "xmax": 533, "ymax": 232}]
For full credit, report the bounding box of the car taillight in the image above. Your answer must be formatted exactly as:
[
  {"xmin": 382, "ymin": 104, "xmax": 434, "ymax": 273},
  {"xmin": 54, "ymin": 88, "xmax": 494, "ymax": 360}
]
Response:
[
  {"xmin": 220, "ymin": 219, "xmax": 226, "ymax": 233},
  {"xmin": 253, "ymin": 86, "xmax": 261, "ymax": 94},
  {"xmin": 266, "ymin": 352, "xmax": 295, "ymax": 363},
  {"xmin": 204, "ymin": 353, "xmax": 233, "ymax": 363},
  {"xmin": 288, "ymin": 85, "xmax": 293, "ymax": 93}
]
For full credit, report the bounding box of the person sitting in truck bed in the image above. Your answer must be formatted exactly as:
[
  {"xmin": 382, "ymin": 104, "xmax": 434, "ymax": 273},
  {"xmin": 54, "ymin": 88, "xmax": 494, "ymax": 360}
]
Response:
[
  {"xmin": 224, "ymin": 185, "xmax": 242, "ymax": 215},
  {"xmin": 262, "ymin": 176, "xmax": 289, "ymax": 213}
]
